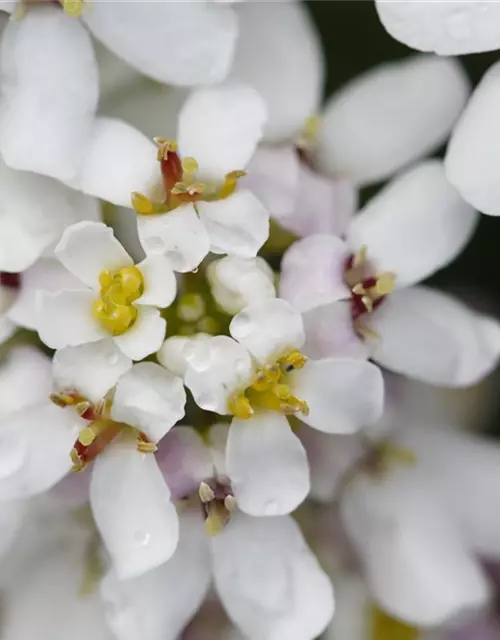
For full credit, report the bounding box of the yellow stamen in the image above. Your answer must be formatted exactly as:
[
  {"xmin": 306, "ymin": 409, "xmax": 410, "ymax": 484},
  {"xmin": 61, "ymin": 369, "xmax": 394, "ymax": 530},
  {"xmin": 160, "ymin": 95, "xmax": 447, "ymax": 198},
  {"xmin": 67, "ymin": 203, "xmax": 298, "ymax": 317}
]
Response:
[
  {"xmin": 280, "ymin": 349, "xmax": 308, "ymax": 371},
  {"xmin": 224, "ymin": 495, "xmax": 237, "ymax": 512},
  {"xmin": 199, "ymin": 481, "xmax": 215, "ymax": 504},
  {"xmin": 361, "ymin": 295, "xmax": 373, "ymax": 313},
  {"xmin": 181, "ymin": 156, "xmax": 198, "ymax": 175},
  {"xmin": 131, "ymin": 192, "xmax": 155, "ymax": 215},
  {"xmin": 61, "ymin": 0, "xmax": 84, "ymax": 17},
  {"xmin": 228, "ymin": 394, "xmax": 254, "ymax": 419},
  {"xmin": 78, "ymin": 427, "xmax": 96, "ymax": 447},
  {"xmin": 153, "ymin": 137, "xmax": 178, "ymax": 160},
  {"xmin": 218, "ymin": 170, "xmax": 247, "ymax": 199},
  {"xmin": 93, "ymin": 265, "xmax": 144, "ymax": 336},
  {"xmin": 374, "ymin": 272, "xmax": 396, "ymax": 296},
  {"xmin": 205, "ymin": 502, "xmax": 230, "ymax": 537},
  {"xmin": 136, "ymin": 440, "xmax": 158, "ymax": 454}
]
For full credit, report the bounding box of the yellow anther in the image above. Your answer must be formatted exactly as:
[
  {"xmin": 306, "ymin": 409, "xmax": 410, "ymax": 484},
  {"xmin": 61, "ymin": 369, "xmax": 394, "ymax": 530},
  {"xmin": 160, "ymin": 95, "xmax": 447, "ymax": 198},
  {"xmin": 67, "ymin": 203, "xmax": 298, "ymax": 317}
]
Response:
[
  {"xmin": 280, "ymin": 396, "xmax": 309, "ymax": 416},
  {"xmin": 374, "ymin": 272, "xmax": 396, "ymax": 296},
  {"xmin": 280, "ymin": 350, "xmax": 307, "ymax": 371},
  {"xmin": 352, "ymin": 283, "xmax": 367, "ymax": 296},
  {"xmin": 218, "ymin": 170, "xmax": 247, "ymax": 199},
  {"xmin": 181, "ymin": 157, "xmax": 198, "ymax": 175},
  {"xmin": 153, "ymin": 137, "xmax": 178, "ymax": 160},
  {"xmin": 50, "ymin": 392, "xmax": 80, "ymax": 408},
  {"xmin": 93, "ymin": 266, "xmax": 143, "ymax": 336},
  {"xmin": 205, "ymin": 502, "xmax": 230, "ymax": 537},
  {"xmin": 61, "ymin": 0, "xmax": 84, "ymax": 17},
  {"xmin": 228, "ymin": 393, "xmax": 254, "ymax": 419},
  {"xmin": 199, "ymin": 481, "xmax": 215, "ymax": 504},
  {"xmin": 250, "ymin": 366, "xmax": 280, "ymax": 392},
  {"xmin": 353, "ymin": 245, "xmax": 368, "ymax": 267},
  {"xmin": 71, "ymin": 449, "xmax": 85, "ymax": 472},
  {"xmin": 303, "ymin": 115, "xmax": 320, "ymax": 143},
  {"xmin": 131, "ymin": 192, "xmax": 154, "ymax": 215},
  {"xmin": 78, "ymin": 427, "xmax": 96, "ymax": 447},
  {"xmin": 171, "ymin": 181, "xmax": 205, "ymax": 197},
  {"xmin": 361, "ymin": 295, "xmax": 374, "ymax": 313},
  {"xmin": 224, "ymin": 495, "xmax": 237, "ymax": 513},
  {"xmin": 177, "ymin": 293, "xmax": 205, "ymax": 323},
  {"xmin": 136, "ymin": 440, "xmax": 158, "ymax": 453},
  {"xmin": 116, "ymin": 266, "xmax": 144, "ymax": 299}
]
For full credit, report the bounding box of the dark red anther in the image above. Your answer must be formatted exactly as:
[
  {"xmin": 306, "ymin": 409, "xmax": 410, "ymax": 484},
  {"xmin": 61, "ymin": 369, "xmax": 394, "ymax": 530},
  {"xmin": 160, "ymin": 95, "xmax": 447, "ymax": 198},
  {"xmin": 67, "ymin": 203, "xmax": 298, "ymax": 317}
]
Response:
[{"xmin": 0, "ymin": 272, "xmax": 21, "ymax": 290}]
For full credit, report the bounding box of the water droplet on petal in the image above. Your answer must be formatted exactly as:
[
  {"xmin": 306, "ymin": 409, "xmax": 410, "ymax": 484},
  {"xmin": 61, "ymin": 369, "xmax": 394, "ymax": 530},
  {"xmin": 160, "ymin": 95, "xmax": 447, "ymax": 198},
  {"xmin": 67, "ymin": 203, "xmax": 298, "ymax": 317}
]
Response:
[{"xmin": 133, "ymin": 530, "xmax": 151, "ymax": 546}]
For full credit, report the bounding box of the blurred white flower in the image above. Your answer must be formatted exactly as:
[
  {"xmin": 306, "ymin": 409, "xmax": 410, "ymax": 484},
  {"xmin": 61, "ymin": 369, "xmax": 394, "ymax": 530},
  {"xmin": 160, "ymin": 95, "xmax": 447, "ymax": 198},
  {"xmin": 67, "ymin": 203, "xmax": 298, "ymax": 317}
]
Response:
[
  {"xmin": 100, "ymin": 424, "xmax": 334, "ymax": 640},
  {"xmin": 38, "ymin": 221, "xmax": 175, "ymax": 360},
  {"xmin": 375, "ymin": 1, "xmax": 500, "ymax": 56},
  {"xmin": 180, "ymin": 298, "xmax": 383, "ymax": 516},
  {"xmin": 132, "ymin": 84, "xmax": 270, "ymax": 273},
  {"xmin": 279, "ymin": 160, "xmax": 500, "ymax": 387}
]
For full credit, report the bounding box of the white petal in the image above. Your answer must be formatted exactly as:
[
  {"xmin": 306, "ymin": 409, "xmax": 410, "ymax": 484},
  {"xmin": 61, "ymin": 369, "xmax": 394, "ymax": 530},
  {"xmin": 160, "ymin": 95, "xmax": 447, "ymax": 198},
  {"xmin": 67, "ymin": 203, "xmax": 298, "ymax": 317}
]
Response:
[
  {"xmin": 446, "ymin": 60, "xmax": 500, "ymax": 217},
  {"xmin": 0, "ymin": 345, "xmax": 52, "ymax": 416},
  {"xmin": 370, "ymin": 286, "xmax": 500, "ymax": 387},
  {"xmin": 0, "ymin": 6, "xmax": 98, "ymax": 181},
  {"xmin": 227, "ymin": 412, "xmax": 309, "ymax": 516},
  {"xmin": 53, "ymin": 341, "xmax": 132, "ymax": 404},
  {"xmin": 178, "ymin": 84, "xmax": 267, "ymax": 179},
  {"xmin": 244, "ymin": 145, "xmax": 300, "ymax": 220},
  {"xmin": 347, "ymin": 161, "xmax": 478, "ymax": 288},
  {"xmin": 302, "ymin": 302, "xmax": 368, "ymax": 361},
  {"xmin": 0, "ymin": 160, "xmax": 100, "ymax": 273},
  {"xmin": 157, "ymin": 333, "xmax": 212, "ymax": 379},
  {"xmin": 103, "ymin": 206, "xmax": 146, "ymax": 264},
  {"xmin": 0, "ymin": 314, "xmax": 15, "ymax": 344},
  {"xmin": 113, "ymin": 307, "xmax": 166, "ymax": 361},
  {"xmin": 324, "ymin": 573, "xmax": 370, "ymax": 640},
  {"xmin": 207, "ymin": 422, "xmax": 230, "ymax": 480},
  {"xmin": 230, "ymin": 298, "xmax": 304, "ymax": 364},
  {"xmin": 0, "ymin": 401, "xmax": 82, "ymax": 500},
  {"xmin": 395, "ymin": 423, "xmax": 500, "ymax": 560},
  {"xmin": 157, "ymin": 426, "xmax": 214, "ymax": 501},
  {"xmin": 137, "ymin": 205, "xmax": 211, "ymax": 273},
  {"xmin": 317, "ymin": 55, "xmax": 469, "ymax": 185},
  {"xmin": 95, "ymin": 39, "xmax": 142, "ymax": 106},
  {"xmin": 71, "ymin": 117, "xmax": 159, "ymax": 207},
  {"xmin": 0, "ymin": 499, "xmax": 26, "ymax": 561},
  {"xmin": 280, "ymin": 235, "xmax": 351, "ymax": 313},
  {"xmin": 212, "ymin": 513, "xmax": 334, "ymax": 640},
  {"xmin": 375, "ymin": 1, "xmax": 500, "ymax": 56},
  {"xmin": 291, "ymin": 358, "xmax": 384, "ymax": 434},
  {"xmin": 135, "ymin": 255, "xmax": 176, "ymax": 308},
  {"xmin": 184, "ymin": 335, "xmax": 254, "ymax": 415},
  {"xmin": 37, "ymin": 289, "xmax": 106, "ymax": 349},
  {"xmin": 100, "ymin": 510, "xmax": 211, "ymax": 640},
  {"xmin": 90, "ymin": 436, "xmax": 179, "ymax": 580},
  {"xmin": 207, "ymin": 255, "xmax": 276, "ymax": 315},
  {"xmin": 198, "ymin": 190, "xmax": 269, "ymax": 258},
  {"xmin": 55, "ymin": 221, "xmax": 132, "ymax": 288},
  {"xmin": 7, "ymin": 257, "xmax": 84, "ymax": 330},
  {"xmin": 229, "ymin": 2, "xmax": 324, "ymax": 142},
  {"xmin": 111, "ymin": 362, "xmax": 186, "ymax": 443},
  {"xmin": 340, "ymin": 469, "xmax": 490, "ymax": 626},
  {"xmin": 84, "ymin": 1, "xmax": 237, "ymax": 86}
]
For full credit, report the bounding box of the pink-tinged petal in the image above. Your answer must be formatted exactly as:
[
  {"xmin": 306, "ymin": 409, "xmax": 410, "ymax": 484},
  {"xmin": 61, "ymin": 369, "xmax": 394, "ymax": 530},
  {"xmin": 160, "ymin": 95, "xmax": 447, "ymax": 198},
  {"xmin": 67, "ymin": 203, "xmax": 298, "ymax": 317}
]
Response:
[{"xmin": 280, "ymin": 235, "xmax": 351, "ymax": 313}]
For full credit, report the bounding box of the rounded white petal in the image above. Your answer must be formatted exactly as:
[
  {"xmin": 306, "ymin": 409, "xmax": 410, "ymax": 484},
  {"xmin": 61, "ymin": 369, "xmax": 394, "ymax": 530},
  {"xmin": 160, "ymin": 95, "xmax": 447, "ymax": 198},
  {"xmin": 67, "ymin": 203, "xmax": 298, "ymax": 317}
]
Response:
[
  {"xmin": 7, "ymin": 258, "xmax": 84, "ymax": 330},
  {"xmin": 55, "ymin": 221, "xmax": 132, "ymax": 288},
  {"xmin": 0, "ymin": 401, "xmax": 82, "ymax": 500},
  {"xmin": 0, "ymin": 161, "xmax": 100, "ymax": 273},
  {"xmin": 135, "ymin": 255, "xmax": 176, "ymax": 308},
  {"xmin": 375, "ymin": 1, "xmax": 500, "ymax": 56},
  {"xmin": 178, "ymin": 84, "xmax": 267, "ymax": 180},
  {"xmin": 53, "ymin": 340, "xmax": 132, "ymax": 404},
  {"xmin": 113, "ymin": 306, "xmax": 166, "ymax": 361},
  {"xmin": 207, "ymin": 255, "xmax": 275, "ymax": 315},
  {"xmin": 101, "ymin": 510, "xmax": 211, "ymax": 640},
  {"xmin": 111, "ymin": 362, "xmax": 186, "ymax": 443},
  {"xmin": 291, "ymin": 358, "xmax": 384, "ymax": 434},
  {"xmin": 84, "ymin": 1, "xmax": 237, "ymax": 86},
  {"xmin": 0, "ymin": 5, "xmax": 98, "ymax": 181},
  {"xmin": 370, "ymin": 286, "xmax": 500, "ymax": 387},
  {"xmin": 37, "ymin": 289, "xmax": 106, "ymax": 350},
  {"xmin": 157, "ymin": 334, "xmax": 211, "ymax": 379},
  {"xmin": 212, "ymin": 513, "xmax": 334, "ymax": 640},
  {"xmin": 324, "ymin": 573, "xmax": 370, "ymax": 640},
  {"xmin": 0, "ymin": 344, "xmax": 52, "ymax": 416},
  {"xmin": 158, "ymin": 426, "xmax": 215, "ymax": 501},
  {"xmin": 446, "ymin": 60, "xmax": 500, "ymax": 217},
  {"xmin": 90, "ymin": 436, "xmax": 179, "ymax": 580},
  {"xmin": 280, "ymin": 235, "xmax": 351, "ymax": 313},
  {"xmin": 198, "ymin": 190, "xmax": 269, "ymax": 258},
  {"xmin": 230, "ymin": 298, "xmax": 305, "ymax": 364},
  {"xmin": 347, "ymin": 161, "xmax": 478, "ymax": 288},
  {"xmin": 227, "ymin": 412, "xmax": 309, "ymax": 516},
  {"xmin": 137, "ymin": 205, "xmax": 211, "ymax": 273},
  {"xmin": 340, "ymin": 469, "xmax": 490, "ymax": 626},
  {"xmin": 229, "ymin": 1, "xmax": 324, "ymax": 142},
  {"xmin": 0, "ymin": 315, "xmax": 15, "ymax": 344},
  {"xmin": 184, "ymin": 335, "xmax": 254, "ymax": 415},
  {"xmin": 302, "ymin": 302, "xmax": 368, "ymax": 361},
  {"xmin": 0, "ymin": 499, "xmax": 26, "ymax": 561},
  {"xmin": 70, "ymin": 117, "xmax": 159, "ymax": 207},
  {"xmin": 317, "ymin": 56, "xmax": 469, "ymax": 185}
]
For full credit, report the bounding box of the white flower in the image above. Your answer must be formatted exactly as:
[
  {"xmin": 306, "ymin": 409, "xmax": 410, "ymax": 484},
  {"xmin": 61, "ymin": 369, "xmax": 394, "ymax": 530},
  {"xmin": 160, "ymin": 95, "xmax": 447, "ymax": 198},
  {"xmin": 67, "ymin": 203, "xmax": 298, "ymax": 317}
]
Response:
[
  {"xmin": 375, "ymin": 1, "xmax": 500, "ymax": 56},
  {"xmin": 132, "ymin": 83, "xmax": 270, "ymax": 273},
  {"xmin": 38, "ymin": 221, "xmax": 175, "ymax": 361},
  {"xmin": 100, "ymin": 425, "xmax": 334, "ymax": 640},
  {"xmin": 179, "ymin": 298, "xmax": 383, "ymax": 517},
  {"xmin": 279, "ymin": 160, "xmax": 500, "ymax": 387},
  {"xmin": 446, "ymin": 60, "xmax": 500, "ymax": 217},
  {"xmin": 206, "ymin": 255, "xmax": 276, "ymax": 315}
]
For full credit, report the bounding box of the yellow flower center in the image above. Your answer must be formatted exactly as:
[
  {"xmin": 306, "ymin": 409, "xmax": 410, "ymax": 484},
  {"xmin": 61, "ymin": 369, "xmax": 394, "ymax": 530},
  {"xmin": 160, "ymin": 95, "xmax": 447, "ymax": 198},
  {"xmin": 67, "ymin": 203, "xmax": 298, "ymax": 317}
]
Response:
[
  {"xmin": 92, "ymin": 266, "xmax": 144, "ymax": 336},
  {"xmin": 228, "ymin": 350, "xmax": 309, "ymax": 419},
  {"xmin": 131, "ymin": 138, "xmax": 246, "ymax": 216}
]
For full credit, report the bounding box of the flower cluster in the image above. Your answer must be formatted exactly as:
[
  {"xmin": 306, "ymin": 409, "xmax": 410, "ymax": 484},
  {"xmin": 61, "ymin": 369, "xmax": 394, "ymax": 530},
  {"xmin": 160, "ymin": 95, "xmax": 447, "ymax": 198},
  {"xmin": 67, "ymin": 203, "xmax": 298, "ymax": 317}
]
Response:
[{"xmin": 1, "ymin": 2, "xmax": 500, "ymax": 640}]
